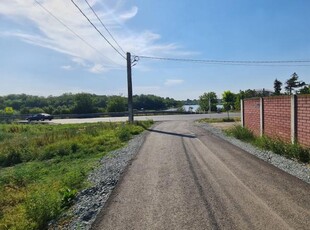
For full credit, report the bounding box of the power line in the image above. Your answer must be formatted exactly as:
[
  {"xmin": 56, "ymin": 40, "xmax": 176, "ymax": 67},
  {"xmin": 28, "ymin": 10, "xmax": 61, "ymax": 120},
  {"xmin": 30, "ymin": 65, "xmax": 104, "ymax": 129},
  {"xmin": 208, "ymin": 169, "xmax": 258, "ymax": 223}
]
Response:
[
  {"xmin": 71, "ymin": 0, "xmax": 126, "ymax": 60},
  {"xmin": 138, "ymin": 55, "xmax": 310, "ymax": 66},
  {"xmin": 34, "ymin": 0, "xmax": 123, "ymax": 68},
  {"xmin": 83, "ymin": 0, "xmax": 126, "ymax": 55}
]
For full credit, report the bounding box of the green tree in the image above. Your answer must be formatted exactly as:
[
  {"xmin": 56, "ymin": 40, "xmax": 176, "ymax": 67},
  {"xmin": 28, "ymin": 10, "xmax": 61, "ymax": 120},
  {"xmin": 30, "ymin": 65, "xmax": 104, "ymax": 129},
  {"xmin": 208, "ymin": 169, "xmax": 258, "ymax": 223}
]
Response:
[
  {"xmin": 234, "ymin": 91, "xmax": 245, "ymax": 111},
  {"xmin": 199, "ymin": 92, "xmax": 217, "ymax": 112},
  {"xmin": 73, "ymin": 93, "xmax": 95, "ymax": 114},
  {"xmin": 107, "ymin": 96, "xmax": 127, "ymax": 112},
  {"xmin": 285, "ymin": 72, "xmax": 306, "ymax": 95},
  {"xmin": 222, "ymin": 91, "xmax": 235, "ymax": 119},
  {"xmin": 299, "ymin": 85, "xmax": 310, "ymax": 94},
  {"xmin": 274, "ymin": 79, "xmax": 282, "ymax": 95}
]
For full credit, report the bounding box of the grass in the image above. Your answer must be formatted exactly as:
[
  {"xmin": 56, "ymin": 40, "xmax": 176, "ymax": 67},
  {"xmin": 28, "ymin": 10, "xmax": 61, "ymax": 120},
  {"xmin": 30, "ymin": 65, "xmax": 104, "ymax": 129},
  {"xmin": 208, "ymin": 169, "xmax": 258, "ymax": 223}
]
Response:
[
  {"xmin": 0, "ymin": 120, "xmax": 153, "ymax": 229},
  {"xmin": 198, "ymin": 117, "xmax": 241, "ymax": 123},
  {"xmin": 225, "ymin": 125, "xmax": 310, "ymax": 163}
]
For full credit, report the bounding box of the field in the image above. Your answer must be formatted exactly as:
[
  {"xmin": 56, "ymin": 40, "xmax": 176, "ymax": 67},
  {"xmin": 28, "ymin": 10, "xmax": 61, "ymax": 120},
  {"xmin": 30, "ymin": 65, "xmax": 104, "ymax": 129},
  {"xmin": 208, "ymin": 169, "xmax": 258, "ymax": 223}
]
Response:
[{"xmin": 0, "ymin": 121, "xmax": 153, "ymax": 229}]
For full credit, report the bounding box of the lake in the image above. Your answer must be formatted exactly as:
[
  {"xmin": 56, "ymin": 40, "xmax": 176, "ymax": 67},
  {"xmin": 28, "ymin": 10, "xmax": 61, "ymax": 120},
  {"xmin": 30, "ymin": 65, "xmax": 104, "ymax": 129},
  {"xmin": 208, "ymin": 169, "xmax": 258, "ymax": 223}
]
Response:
[{"xmin": 183, "ymin": 105, "xmax": 199, "ymax": 112}]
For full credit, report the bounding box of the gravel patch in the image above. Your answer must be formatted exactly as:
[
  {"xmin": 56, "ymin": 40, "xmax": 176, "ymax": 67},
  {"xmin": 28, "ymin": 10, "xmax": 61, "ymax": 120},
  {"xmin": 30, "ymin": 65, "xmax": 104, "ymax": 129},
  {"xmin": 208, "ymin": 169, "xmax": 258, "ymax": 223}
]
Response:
[
  {"xmin": 197, "ymin": 122, "xmax": 310, "ymax": 184},
  {"xmin": 49, "ymin": 131, "xmax": 148, "ymax": 230}
]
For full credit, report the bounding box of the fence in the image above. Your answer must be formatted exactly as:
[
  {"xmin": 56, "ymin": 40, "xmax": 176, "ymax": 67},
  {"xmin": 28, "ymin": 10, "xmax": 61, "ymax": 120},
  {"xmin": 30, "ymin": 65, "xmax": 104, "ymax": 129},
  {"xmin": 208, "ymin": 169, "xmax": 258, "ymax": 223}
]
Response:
[{"xmin": 241, "ymin": 95, "xmax": 310, "ymax": 148}]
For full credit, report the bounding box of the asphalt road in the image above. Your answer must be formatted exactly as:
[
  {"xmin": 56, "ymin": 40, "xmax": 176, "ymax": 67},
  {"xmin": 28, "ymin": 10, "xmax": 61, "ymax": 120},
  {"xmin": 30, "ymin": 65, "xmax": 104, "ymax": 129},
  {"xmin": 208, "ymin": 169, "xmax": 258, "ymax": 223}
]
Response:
[
  {"xmin": 92, "ymin": 121, "xmax": 310, "ymax": 230},
  {"xmin": 52, "ymin": 113, "xmax": 240, "ymax": 124}
]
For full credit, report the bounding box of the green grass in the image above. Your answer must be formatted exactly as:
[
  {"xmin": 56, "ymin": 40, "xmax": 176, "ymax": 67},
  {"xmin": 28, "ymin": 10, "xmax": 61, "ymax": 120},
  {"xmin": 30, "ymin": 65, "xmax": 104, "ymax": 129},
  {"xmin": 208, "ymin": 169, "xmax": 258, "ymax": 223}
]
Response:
[
  {"xmin": 225, "ymin": 125, "xmax": 310, "ymax": 163},
  {"xmin": 198, "ymin": 117, "xmax": 241, "ymax": 123},
  {"xmin": 0, "ymin": 120, "xmax": 153, "ymax": 229}
]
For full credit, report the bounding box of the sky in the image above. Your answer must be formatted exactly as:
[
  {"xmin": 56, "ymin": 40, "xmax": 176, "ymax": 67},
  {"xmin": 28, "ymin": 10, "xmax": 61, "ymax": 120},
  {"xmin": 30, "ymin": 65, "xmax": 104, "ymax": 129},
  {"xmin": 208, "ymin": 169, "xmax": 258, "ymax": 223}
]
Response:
[{"xmin": 0, "ymin": 0, "xmax": 309, "ymax": 100}]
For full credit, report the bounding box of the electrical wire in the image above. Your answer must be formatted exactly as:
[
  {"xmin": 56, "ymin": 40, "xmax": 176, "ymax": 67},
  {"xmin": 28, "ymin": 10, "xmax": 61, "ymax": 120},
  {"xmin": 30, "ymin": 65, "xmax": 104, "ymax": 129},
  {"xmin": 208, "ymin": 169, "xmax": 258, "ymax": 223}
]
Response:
[
  {"xmin": 71, "ymin": 0, "xmax": 126, "ymax": 60},
  {"xmin": 83, "ymin": 0, "xmax": 126, "ymax": 55},
  {"xmin": 138, "ymin": 55, "xmax": 310, "ymax": 66},
  {"xmin": 34, "ymin": 0, "xmax": 123, "ymax": 68}
]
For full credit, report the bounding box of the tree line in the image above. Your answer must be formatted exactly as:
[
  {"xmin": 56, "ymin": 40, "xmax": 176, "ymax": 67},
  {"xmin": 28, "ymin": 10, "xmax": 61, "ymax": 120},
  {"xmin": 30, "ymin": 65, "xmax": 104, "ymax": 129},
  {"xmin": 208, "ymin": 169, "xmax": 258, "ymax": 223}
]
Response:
[
  {"xmin": 199, "ymin": 72, "xmax": 309, "ymax": 113},
  {"xmin": 1, "ymin": 73, "xmax": 308, "ymax": 115},
  {"xmin": 0, "ymin": 93, "xmax": 181, "ymax": 115}
]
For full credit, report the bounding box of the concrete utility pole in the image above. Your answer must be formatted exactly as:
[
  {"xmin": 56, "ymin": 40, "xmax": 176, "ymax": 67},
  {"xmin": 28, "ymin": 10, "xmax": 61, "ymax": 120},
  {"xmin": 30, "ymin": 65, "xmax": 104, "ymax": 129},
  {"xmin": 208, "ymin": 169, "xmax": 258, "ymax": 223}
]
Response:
[
  {"xmin": 127, "ymin": 52, "xmax": 134, "ymax": 123},
  {"xmin": 208, "ymin": 97, "xmax": 211, "ymax": 114}
]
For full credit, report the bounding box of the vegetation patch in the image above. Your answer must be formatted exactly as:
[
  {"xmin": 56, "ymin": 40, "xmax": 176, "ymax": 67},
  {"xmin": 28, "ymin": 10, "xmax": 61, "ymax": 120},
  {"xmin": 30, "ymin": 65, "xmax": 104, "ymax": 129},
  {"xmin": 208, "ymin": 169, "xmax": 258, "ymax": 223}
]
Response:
[
  {"xmin": 225, "ymin": 125, "xmax": 310, "ymax": 163},
  {"xmin": 198, "ymin": 117, "xmax": 241, "ymax": 123},
  {"xmin": 0, "ymin": 120, "xmax": 153, "ymax": 229}
]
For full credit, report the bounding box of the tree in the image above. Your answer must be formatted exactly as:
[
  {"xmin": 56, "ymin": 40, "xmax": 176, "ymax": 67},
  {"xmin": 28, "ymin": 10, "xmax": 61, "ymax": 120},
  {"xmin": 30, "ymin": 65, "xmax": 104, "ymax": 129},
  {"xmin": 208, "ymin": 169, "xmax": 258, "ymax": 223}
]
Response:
[
  {"xmin": 274, "ymin": 79, "xmax": 282, "ymax": 95},
  {"xmin": 107, "ymin": 96, "xmax": 127, "ymax": 112},
  {"xmin": 285, "ymin": 72, "xmax": 306, "ymax": 95},
  {"xmin": 199, "ymin": 92, "xmax": 217, "ymax": 112},
  {"xmin": 234, "ymin": 91, "xmax": 244, "ymax": 111},
  {"xmin": 73, "ymin": 93, "xmax": 95, "ymax": 114},
  {"xmin": 222, "ymin": 91, "xmax": 235, "ymax": 119},
  {"xmin": 299, "ymin": 85, "xmax": 310, "ymax": 94}
]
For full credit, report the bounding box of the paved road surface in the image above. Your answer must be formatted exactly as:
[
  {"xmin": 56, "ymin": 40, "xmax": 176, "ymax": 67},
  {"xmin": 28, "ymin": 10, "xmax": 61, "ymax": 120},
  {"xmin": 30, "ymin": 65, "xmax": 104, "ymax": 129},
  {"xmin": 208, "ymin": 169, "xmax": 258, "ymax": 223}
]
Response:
[
  {"xmin": 52, "ymin": 113, "xmax": 240, "ymax": 124},
  {"xmin": 92, "ymin": 121, "xmax": 310, "ymax": 230}
]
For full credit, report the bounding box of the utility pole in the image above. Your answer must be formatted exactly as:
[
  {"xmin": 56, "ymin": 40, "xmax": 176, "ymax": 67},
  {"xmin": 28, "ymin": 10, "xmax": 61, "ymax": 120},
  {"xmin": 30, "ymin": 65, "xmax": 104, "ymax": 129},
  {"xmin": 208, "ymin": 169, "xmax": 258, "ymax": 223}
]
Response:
[
  {"xmin": 127, "ymin": 52, "xmax": 134, "ymax": 123},
  {"xmin": 208, "ymin": 97, "xmax": 211, "ymax": 114}
]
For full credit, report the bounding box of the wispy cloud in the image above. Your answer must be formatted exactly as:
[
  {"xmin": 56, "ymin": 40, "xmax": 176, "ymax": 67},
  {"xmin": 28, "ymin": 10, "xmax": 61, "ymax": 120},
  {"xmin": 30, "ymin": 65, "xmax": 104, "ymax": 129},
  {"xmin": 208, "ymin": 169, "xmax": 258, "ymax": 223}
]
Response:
[
  {"xmin": 89, "ymin": 64, "xmax": 106, "ymax": 73},
  {"xmin": 61, "ymin": 65, "xmax": 73, "ymax": 70},
  {"xmin": 0, "ymin": 0, "xmax": 186, "ymax": 73},
  {"xmin": 164, "ymin": 79, "xmax": 184, "ymax": 86}
]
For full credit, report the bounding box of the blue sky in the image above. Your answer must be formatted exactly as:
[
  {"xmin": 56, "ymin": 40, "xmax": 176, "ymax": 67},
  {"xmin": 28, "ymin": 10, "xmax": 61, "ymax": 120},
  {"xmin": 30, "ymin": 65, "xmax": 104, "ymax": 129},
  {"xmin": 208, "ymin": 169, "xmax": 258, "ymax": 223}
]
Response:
[{"xmin": 0, "ymin": 0, "xmax": 309, "ymax": 100}]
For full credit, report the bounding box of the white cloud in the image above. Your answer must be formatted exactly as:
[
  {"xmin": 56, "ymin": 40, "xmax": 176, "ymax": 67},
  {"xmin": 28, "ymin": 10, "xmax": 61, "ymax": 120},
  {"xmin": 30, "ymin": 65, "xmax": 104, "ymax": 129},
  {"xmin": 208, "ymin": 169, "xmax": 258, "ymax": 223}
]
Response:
[
  {"xmin": 89, "ymin": 64, "xmax": 106, "ymax": 73},
  {"xmin": 0, "ymin": 0, "xmax": 186, "ymax": 73},
  {"xmin": 164, "ymin": 79, "xmax": 184, "ymax": 86},
  {"xmin": 119, "ymin": 6, "xmax": 138, "ymax": 20},
  {"xmin": 61, "ymin": 65, "xmax": 73, "ymax": 70}
]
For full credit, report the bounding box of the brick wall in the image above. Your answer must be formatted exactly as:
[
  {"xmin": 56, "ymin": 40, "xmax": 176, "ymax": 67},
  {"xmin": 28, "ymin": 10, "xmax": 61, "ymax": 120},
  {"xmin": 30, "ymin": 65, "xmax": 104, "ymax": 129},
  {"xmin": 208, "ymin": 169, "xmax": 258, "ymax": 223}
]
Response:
[
  {"xmin": 243, "ymin": 95, "xmax": 310, "ymax": 148},
  {"xmin": 264, "ymin": 96, "xmax": 291, "ymax": 142},
  {"xmin": 244, "ymin": 98, "xmax": 260, "ymax": 136},
  {"xmin": 297, "ymin": 95, "xmax": 310, "ymax": 148}
]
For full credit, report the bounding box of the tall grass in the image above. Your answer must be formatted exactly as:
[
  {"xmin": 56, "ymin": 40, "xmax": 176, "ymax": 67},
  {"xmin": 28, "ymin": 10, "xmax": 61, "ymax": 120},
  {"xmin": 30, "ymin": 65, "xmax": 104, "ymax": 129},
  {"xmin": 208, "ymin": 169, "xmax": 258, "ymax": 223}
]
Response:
[
  {"xmin": 225, "ymin": 125, "xmax": 310, "ymax": 163},
  {"xmin": 0, "ymin": 121, "xmax": 153, "ymax": 229}
]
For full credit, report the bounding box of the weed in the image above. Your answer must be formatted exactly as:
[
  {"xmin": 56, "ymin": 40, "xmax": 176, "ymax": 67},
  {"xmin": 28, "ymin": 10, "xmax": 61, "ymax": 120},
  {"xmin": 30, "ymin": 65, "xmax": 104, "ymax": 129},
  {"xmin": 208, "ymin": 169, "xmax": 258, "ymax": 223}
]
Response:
[
  {"xmin": 225, "ymin": 125, "xmax": 255, "ymax": 142},
  {"xmin": 0, "ymin": 121, "xmax": 153, "ymax": 228},
  {"xmin": 227, "ymin": 125, "xmax": 310, "ymax": 163},
  {"xmin": 117, "ymin": 127, "xmax": 131, "ymax": 142},
  {"xmin": 25, "ymin": 187, "xmax": 61, "ymax": 229},
  {"xmin": 59, "ymin": 187, "xmax": 77, "ymax": 209}
]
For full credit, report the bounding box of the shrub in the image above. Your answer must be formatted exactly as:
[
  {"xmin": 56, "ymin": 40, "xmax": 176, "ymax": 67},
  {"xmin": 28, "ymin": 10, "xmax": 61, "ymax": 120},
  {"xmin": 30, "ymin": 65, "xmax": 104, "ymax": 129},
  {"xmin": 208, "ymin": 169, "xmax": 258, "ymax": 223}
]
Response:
[
  {"xmin": 225, "ymin": 125, "xmax": 255, "ymax": 142},
  {"xmin": 117, "ymin": 127, "xmax": 131, "ymax": 142}
]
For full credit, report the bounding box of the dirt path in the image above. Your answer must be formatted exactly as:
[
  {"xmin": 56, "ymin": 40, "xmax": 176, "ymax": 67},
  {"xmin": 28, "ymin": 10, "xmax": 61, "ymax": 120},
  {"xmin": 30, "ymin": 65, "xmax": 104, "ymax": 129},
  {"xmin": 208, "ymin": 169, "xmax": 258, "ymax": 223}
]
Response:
[{"xmin": 92, "ymin": 121, "xmax": 310, "ymax": 230}]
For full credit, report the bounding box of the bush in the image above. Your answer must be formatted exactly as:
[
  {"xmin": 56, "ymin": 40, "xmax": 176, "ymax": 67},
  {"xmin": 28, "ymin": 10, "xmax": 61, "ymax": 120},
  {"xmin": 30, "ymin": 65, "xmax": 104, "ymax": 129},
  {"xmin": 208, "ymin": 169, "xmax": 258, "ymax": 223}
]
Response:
[
  {"xmin": 225, "ymin": 125, "xmax": 255, "ymax": 142},
  {"xmin": 117, "ymin": 126, "xmax": 131, "ymax": 142}
]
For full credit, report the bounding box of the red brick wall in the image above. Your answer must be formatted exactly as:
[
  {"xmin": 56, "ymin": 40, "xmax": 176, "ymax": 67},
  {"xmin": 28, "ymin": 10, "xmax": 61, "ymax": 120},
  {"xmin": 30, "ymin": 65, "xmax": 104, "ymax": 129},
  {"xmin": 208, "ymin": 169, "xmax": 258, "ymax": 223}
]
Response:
[
  {"xmin": 244, "ymin": 95, "xmax": 310, "ymax": 148},
  {"xmin": 297, "ymin": 95, "xmax": 310, "ymax": 148},
  {"xmin": 244, "ymin": 98, "xmax": 260, "ymax": 136},
  {"xmin": 264, "ymin": 96, "xmax": 291, "ymax": 142}
]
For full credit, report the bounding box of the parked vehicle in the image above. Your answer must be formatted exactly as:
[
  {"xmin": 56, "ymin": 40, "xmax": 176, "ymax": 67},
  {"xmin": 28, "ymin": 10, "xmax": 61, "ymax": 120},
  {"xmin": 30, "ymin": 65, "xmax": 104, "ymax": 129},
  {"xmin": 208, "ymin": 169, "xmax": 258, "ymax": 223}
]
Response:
[{"xmin": 26, "ymin": 113, "xmax": 54, "ymax": 121}]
